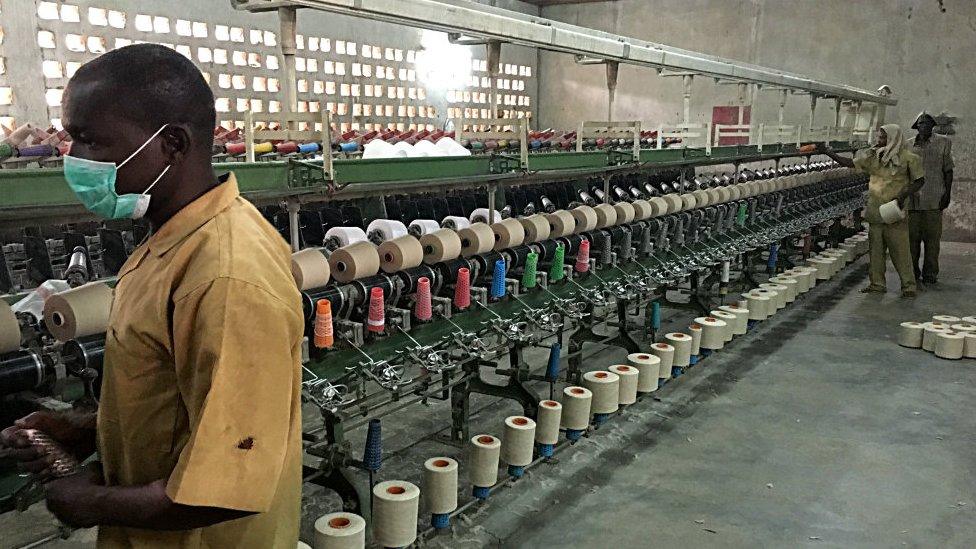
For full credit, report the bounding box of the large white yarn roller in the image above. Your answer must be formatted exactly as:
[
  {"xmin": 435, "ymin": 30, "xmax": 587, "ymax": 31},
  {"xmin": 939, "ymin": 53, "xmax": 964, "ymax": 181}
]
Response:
[
  {"xmin": 545, "ymin": 210, "xmax": 576, "ymax": 239},
  {"xmin": 324, "ymin": 226, "xmax": 368, "ymax": 250},
  {"xmin": 717, "ymin": 305, "xmax": 749, "ymax": 335},
  {"xmin": 695, "ymin": 316, "xmax": 728, "ymax": 350},
  {"xmin": 378, "ymin": 235, "xmax": 424, "ymax": 273},
  {"xmin": 291, "ymin": 248, "xmax": 331, "ymax": 290},
  {"xmin": 592, "ymin": 203, "xmax": 618, "ymax": 229},
  {"xmin": 758, "ymin": 284, "xmax": 787, "ymax": 310},
  {"xmin": 932, "ymin": 314, "xmax": 961, "ymax": 324},
  {"xmin": 313, "ymin": 512, "xmax": 366, "ymax": 549},
  {"xmin": 560, "ymin": 386, "xmax": 593, "ymax": 431},
  {"xmin": 501, "ymin": 416, "xmax": 536, "ymax": 469},
  {"xmin": 768, "ymin": 276, "xmax": 798, "ymax": 303},
  {"xmin": 897, "ymin": 321, "xmax": 925, "ymax": 348},
  {"xmin": 468, "ymin": 434, "xmax": 501, "ymax": 490},
  {"xmin": 43, "ymin": 282, "xmax": 113, "ymax": 342},
  {"xmin": 608, "ymin": 364, "xmax": 639, "ymax": 405},
  {"xmin": 708, "ymin": 310, "xmax": 736, "ymax": 342},
  {"xmin": 879, "ymin": 199, "xmax": 906, "ymax": 224},
  {"xmin": 650, "ymin": 342, "xmax": 675, "ymax": 381},
  {"xmin": 469, "ymin": 208, "xmax": 502, "ymax": 224},
  {"xmin": 963, "ymin": 333, "xmax": 976, "ymax": 359},
  {"xmin": 664, "ymin": 333, "xmax": 693, "ymax": 367},
  {"xmin": 535, "ymin": 400, "xmax": 563, "ymax": 446},
  {"xmin": 458, "ymin": 223, "xmax": 496, "ymax": 257},
  {"xmin": 328, "ymin": 241, "xmax": 381, "ymax": 282},
  {"xmin": 420, "ymin": 229, "xmax": 463, "ymax": 264},
  {"xmin": 742, "ymin": 293, "xmax": 768, "ymax": 320},
  {"xmin": 366, "ymin": 219, "xmax": 408, "ymax": 243},
  {"xmin": 492, "ymin": 218, "xmax": 526, "ymax": 250},
  {"xmin": 934, "ymin": 332, "xmax": 965, "ymax": 360},
  {"xmin": 408, "ymin": 219, "xmax": 441, "ymax": 237},
  {"xmin": 922, "ymin": 324, "xmax": 949, "ymax": 352},
  {"xmin": 441, "ymin": 215, "xmax": 471, "ymax": 230},
  {"xmin": 423, "ymin": 457, "xmax": 459, "ymax": 517},
  {"xmin": 1, "ymin": 301, "xmax": 21, "ymax": 353},
  {"xmin": 631, "ymin": 199, "xmax": 653, "ymax": 220},
  {"xmin": 626, "ymin": 353, "xmax": 660, "ymax": 392},
  {"xmin": 688, "ymin": 323, "xmax": 702, "ymax": 356},
  {"xmin": 571, "ymin": 206, "xmax": 598, "ymax": 233},
  {"xmin": 582, "ymin": 370, "xmax": 620, "ymax": 415},
  {"xmin": 613, "ymin": 201, "xmax": 636, "ymax": 224},
  {"xmin": 371, "ymin": 480, "xmax": 420, "ymax": 549},
  {"xmin": 519, "ymin": 214, "xmax": 551, "ymax": 243}
]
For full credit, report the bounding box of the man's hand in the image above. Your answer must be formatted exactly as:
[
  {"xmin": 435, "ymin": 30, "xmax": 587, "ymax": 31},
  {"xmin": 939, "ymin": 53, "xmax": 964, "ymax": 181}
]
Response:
[
  {"xmin": 939, "ymin": 193, "xmax": 950, "ymax": 210},
  {"xmin": 0, "ymin": 411, "xmax": 97, "ymax": 475},
  {"xmin": 45, "ymin": 463, "xmax": 107, "ymax": 528}
]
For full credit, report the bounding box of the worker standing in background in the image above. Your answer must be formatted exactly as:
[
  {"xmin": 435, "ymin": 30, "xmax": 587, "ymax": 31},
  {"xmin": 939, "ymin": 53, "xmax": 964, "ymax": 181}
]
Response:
[
  {"xmin": 907, "ymin": 112, "xmax": 954, "ymax": 285},
  {"xmin": 0, "ymin": 44, "xmax": 303, "ymax": 548},
  {"xmin": 819, "ymin": 124, "xmax": 925, "ymax": 298}
]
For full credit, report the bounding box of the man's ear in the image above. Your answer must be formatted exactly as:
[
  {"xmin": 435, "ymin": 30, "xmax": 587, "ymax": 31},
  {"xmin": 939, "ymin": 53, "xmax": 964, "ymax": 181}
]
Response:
[{"xmin": 160, "ymin": 125, "xmax": 191, "ymax": 164}]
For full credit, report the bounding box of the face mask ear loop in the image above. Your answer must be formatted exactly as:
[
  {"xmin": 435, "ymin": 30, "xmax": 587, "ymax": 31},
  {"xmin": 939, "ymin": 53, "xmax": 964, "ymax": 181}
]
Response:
[
  {"xmin": 143, "ymin": 164, "xmax": 171, "ymax": 194},
  {"xmin": 118, "ymin": 123, "xmax": 169, "ymax": 169}
]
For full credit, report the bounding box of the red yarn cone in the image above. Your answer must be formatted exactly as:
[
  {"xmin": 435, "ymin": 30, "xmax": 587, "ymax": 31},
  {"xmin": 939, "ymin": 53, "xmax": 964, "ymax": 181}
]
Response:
[
  {"xmin": 367, "ymin": 286, "xmax": 385, "ymax": 333},
  {"xmin": 414, "ymin": 277, "xmax": 432, "ymax": 321},
  {"xmin": 313, "ymin": 299, "xmax": 334, "ymax": 349},
  {"xmin": 455, "ymin": 267, "xmax": 471, "ymax": 310},
  {"xmin": 575, "ymin": 239, "xmax": 591, "ymax": 273}
]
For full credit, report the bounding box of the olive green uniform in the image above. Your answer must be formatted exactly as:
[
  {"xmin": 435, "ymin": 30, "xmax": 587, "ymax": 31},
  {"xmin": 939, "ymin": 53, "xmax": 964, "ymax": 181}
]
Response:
[
  {"xmin": 853, "ymin": 148, "xmax": 924, "ymax": 293},
  {"xmin": 908, "ymin": 133, "xmax": 953, "ymax": 282}
]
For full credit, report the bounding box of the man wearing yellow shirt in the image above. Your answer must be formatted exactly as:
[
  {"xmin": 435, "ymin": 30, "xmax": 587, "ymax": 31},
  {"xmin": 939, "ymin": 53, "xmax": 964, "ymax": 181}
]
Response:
[
  {"xmin": 0, "ymin": 44, "xmax": 303, "ymax": 547},
  {"xmin": 821, "ymin": 124, "xmax": 924, "ymax": 297}
]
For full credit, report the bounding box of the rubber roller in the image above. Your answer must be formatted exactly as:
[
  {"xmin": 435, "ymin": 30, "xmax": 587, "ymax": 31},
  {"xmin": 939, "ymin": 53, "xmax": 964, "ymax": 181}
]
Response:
[
  {"xmin": 626, "ymin": 353, "xmax": 660, "ymax": 392},
  {"xmin": 571, "ymin": 206, "xmax": 598, "ymax": 233},
  {"xmin": 582, "ymin": 370, "xmax": 619, "ymax": 416},
  {"xmin": 649, "ymin": 342, "xmax": 674, "ymax": 381},
  {"xmin": 519, "ymin": 214, "xmax": 551, "ymax": 243},
  {"xmin": 420, "ymin": 228, "xmax": 462, "ymax": 264},
  {"xmin": 608, "ymin": 364, "xmax": 639, "ymax": 405},
  {"xmin": 664, "ymin": 333, "xmax": 693, "ymax": 368},
  {"xmin": 378, "ymin": 235, "xmax": 424, "ymax": 273},
  {"xmin": 291, "ymin": 248, "xmax": 331, "ymax": 290},
  {"xmin": 458, "ymin": 223, "xmax": 495, "ymax": 257},
  {"xmin": 545, "ymin": 210, "xmax": 576, "ymax": 239},
  {"xmin": 897, "ymin": 321, "xmax": 924, "ymax": 348},
  {"xmin": 329, "ymin": 241, "xmax": 381, "ymax": 283},
  {"xmin": 492, "ymin": 218, "xmax": 526, "ymax": 250},
  {"xmin": 612, "ymin": 202, "xmax": 636, "ymax": 224}
]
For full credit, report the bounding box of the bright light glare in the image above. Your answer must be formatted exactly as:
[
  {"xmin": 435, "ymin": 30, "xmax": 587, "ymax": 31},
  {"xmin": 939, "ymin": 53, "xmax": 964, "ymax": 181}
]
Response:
[{"xmin": 415, "ymin": 31, "xmax": 472, "ymax": 90}]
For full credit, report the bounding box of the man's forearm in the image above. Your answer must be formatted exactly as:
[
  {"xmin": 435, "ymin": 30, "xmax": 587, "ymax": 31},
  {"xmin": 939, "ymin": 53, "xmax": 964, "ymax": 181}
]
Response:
[
  {"xmin": 52, "ymin": 478, "xmax": 254, "ymax": 530},
  {"xmin": 824, "ymin": 150, "xmax": 855, "ymax": 169},
  {"xmin": 898, "ymin": 177, "xmax": 925, "ymax": 200}
]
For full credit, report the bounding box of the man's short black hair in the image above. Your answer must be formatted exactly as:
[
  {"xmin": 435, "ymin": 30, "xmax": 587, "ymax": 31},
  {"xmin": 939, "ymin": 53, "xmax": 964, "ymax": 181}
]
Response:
[{"xmin": 69, "ymin": 43, "xmax": 215, "ymax": 148}]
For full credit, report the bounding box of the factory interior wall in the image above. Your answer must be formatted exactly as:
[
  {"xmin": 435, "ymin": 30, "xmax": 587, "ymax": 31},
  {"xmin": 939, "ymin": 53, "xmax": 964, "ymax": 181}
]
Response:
[
  {"xmin": 537, "ymin": 0, "xmax": 976, "ymax": 243},
  {"xmin": 5, "ymin": 0, "xmax": 540, "ymax": 143}
]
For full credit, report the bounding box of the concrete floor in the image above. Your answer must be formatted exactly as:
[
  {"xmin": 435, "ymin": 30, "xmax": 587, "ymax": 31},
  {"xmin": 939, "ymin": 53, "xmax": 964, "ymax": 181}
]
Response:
[{"xmin": 3, "ymin": 242, "xmax": 975, "ymax": 548}]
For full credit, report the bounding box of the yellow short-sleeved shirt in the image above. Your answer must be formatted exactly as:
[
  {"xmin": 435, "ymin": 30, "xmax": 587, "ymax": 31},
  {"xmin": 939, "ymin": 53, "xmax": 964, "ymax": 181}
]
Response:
[
  {"xmin": 96, "ymin": 173, "xmax": 304, "ymax": 548},
  {"xmin": 853, "ymin": 147, "xmax": 923, "ymax": 224}
]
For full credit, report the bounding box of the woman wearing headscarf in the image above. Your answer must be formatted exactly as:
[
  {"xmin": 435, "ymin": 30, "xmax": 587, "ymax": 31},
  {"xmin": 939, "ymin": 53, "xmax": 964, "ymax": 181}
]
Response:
[{"xmin": 820, "ymin": 124, "xmax": 925, "ymax": 297}]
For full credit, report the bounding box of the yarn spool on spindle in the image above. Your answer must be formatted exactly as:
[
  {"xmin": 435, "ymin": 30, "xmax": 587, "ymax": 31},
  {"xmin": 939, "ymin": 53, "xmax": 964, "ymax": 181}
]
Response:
[
  {"xmin": 717, "ymin": 305, "xmax": 749, "ymax": 335},
  {"xmin": 371, "ymin": 481, "xmax": 420, "ymax": 549},
  {"xmin": 759, "ymin": 284, "xmax": 788, "ymax": 310},
  {"xmin": 408, "ymin": 219, "xmax": 441, "ymax": 237},
  {"xmin": 469, "ymin": 208, "xmax": 502, "ymax": 224},
  {"xmin": 328, "ymin": 241, "xmax": 380, "ymax": 283},
  {"xmin": 545, "ymin": 210, "xmax": 576, "ymax": 239},
  {"xmin": 571, "ymin": 206, "xmax": 598, "ymax": 233},
  {"xmin": 650, "ymin": 342, "xmax": 675, "ymax": 382},
  {"xmin": 423, "ymin": 457, "xmax": 458, "ymax": 528},
  {"xmin": 501, "ymin": 416, "xmax": 536, "ymax": 476},
  {"xmin": 613, "ymin": 201, "xmax": 636, "ymax": 224},
  {"xmin": 631, "ymin": 199, "xmax": 652, "ymax": 220},
  {"xmin": 378, "ymin": 235, "xmax": 424, "ymax": 273},
  {"xmin": 608, "ymin": 365, "xmax": 639, "ymax": 405},
  {"xmin": 291, "ymin": 248, "xmax": 331, "ymax": 290},
  {"xmin": 1, "ymin": 302, "xmax": 21, "ymax": 353},
  {"xmin": 708, "ymin": 311, "xmax": 736, "ymax": 342},
  {"xmin": 313, "ymin": 512, "xmax": 366, "ymax": 549},
  {"xmin": 458, "ymin": 223, "xmax": 495, "ymax": 257},
  {"xmin": 492, "ymin": 218, "xmax": 526, "ymax": 250},
  {"xmin": 626, "ymin": 353, "xmax": 660, "ymax": 392},
  {"xmin": 420, "ymin": 228, "xmax": 462, "ymax": 264},
  {"xmin": 581, "ymin": 370, "xmax": 620, "ymax": 416},
  {"xmin": 535, "ymin": 400, "xmax": 562, "ymax": 456},
  {"xmin": 366, "ymin": 219, "xmax": 408, "ymax": 244},
  {"xmin": 560, "ymin": 386, "xmax": 593, "ymax": 439},
  {"xmin": 468, "ymin": 435, "xmax": 501, "ymax": 498},
  {"xmin": 768, "ymin": 276, "xmax": 798, "ymax": 303},
  {"xmin": 664, "ymin": 333, "xmax": 693, "ymax": 368},
  {"xmin": 441, "ymin": 215, "xmax": 471, "ymax": 230},
  {"xmin": 592, "ymin": 203, "xmax": 618, "ymax": 229},
  {"xmin": 695, "ymin": 316, "xmax": 728, "ymax": 351},
  {"xmin": 43, "ymin": 282, "xmax": 113, "ymax": 342},
  {"xmin": 688, "ymin": 324, "xmax": 702, "ymax": 358},
  {"xmin": 519, "ymin": 214, "xmax": 551, "ymax": 243}
]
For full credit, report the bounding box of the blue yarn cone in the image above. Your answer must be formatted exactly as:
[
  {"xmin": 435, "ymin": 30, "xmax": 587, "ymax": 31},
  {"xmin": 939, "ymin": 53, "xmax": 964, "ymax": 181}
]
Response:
[
  {"xmin": 491, "ymin": 259, "xmax": 506, "ymax": 299},
  {"xmin": 651, "ymin": 301, "xmax": 662, "ymax": 330},
  {"xmin": 363, "ymin": 419, "xmax": 382, "ymax": 472},
  {"xmin": 546, "ymin": 343, "xmax": 561, "ymax": 381}
]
